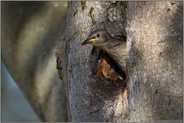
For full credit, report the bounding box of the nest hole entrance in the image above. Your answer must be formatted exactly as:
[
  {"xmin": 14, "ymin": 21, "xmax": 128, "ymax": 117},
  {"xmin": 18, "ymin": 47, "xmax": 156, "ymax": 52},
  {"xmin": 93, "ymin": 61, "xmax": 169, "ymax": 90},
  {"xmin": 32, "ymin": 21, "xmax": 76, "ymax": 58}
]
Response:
[{"xmin": 92, "ymin": 50, "xmax": 127, "ymax": 88}]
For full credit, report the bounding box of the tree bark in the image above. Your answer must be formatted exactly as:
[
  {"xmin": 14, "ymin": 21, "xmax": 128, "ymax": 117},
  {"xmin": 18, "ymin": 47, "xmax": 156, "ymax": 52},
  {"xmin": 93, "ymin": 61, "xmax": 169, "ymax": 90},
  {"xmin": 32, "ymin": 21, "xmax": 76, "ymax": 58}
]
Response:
[
  {"xmin": 2, "ymin": 1, "xmax": 183, "ymax": 122},
  {"xmin": 126, "ymin": 1, "xmax": 183, "ymax": 122},
  {"xmin": 56, "ymin": 1, "xmax": 183, "ymax": 122}
]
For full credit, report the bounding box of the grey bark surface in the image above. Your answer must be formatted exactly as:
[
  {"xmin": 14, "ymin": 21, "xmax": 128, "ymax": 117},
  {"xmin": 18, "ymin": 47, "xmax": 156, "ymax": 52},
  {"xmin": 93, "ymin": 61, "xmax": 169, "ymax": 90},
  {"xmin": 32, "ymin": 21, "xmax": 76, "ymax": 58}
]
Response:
[
  {"xmin": 2, "ymin": 1, "xmax": 183, "ymax": 122},
  {"xmin": 56, "ymin": 1, "xmax": 183, "ymax": 122},
  {"xmin": 126, "ymin": 2, "xmax": 183, "ymax": 121},
  {"xmin": 56, "ymin": 1, "xmax": 128, "ymax": 122}
]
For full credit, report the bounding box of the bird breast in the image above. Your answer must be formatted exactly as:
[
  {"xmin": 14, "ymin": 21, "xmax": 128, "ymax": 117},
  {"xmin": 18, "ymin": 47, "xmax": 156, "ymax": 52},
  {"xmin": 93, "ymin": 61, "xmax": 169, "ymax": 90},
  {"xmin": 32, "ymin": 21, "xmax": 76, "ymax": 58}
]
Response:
[{"xmin": 106, "ymin": 43, "xmax": 127, "ymax": 72}]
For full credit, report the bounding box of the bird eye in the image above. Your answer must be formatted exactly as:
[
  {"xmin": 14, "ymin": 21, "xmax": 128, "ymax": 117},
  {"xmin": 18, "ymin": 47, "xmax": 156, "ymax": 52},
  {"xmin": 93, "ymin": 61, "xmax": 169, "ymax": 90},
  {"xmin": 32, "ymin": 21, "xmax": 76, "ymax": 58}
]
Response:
[{"xmin": 96, "ymin": 34, "xmax": 100, "ymax": 38}]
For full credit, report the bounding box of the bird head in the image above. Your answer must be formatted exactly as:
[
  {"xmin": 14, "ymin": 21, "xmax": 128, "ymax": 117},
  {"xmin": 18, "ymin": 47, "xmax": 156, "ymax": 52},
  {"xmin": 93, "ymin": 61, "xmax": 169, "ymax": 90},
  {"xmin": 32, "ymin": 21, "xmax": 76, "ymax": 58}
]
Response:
[{"xmin": 82, "ymin": 29, "xmax": 112, "ymax": 48}]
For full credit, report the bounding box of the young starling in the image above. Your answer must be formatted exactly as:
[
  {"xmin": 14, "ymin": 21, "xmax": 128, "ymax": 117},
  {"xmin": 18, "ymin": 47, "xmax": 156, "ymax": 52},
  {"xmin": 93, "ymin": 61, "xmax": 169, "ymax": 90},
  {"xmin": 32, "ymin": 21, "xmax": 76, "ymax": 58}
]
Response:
[{"xmin": 82, "ymin": 29, "xmax": 127, "ymax": 72}]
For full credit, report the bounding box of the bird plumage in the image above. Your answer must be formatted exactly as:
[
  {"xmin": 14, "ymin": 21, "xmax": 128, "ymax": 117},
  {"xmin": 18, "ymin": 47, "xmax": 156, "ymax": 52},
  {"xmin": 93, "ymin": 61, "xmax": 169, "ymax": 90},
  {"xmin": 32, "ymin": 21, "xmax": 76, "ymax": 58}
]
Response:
[{"xmin": 82, "ymin": 29, "xmax": 127, "ymax": 72}]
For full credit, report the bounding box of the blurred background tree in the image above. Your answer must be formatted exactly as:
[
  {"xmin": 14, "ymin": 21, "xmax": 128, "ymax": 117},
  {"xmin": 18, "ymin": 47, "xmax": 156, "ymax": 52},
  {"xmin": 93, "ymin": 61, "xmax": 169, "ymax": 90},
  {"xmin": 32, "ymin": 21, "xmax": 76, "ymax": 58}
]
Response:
[{"xmin": 2, "ymin": 1, "xmax": 68, "ymax": 121}]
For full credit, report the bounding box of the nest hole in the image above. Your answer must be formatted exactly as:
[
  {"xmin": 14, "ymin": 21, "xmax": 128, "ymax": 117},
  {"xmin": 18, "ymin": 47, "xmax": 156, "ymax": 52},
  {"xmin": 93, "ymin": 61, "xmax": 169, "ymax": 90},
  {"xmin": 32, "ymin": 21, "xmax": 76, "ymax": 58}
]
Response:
[{"xmin": 92, "ymin": 50, "xmax": 127, "ymax": 88}]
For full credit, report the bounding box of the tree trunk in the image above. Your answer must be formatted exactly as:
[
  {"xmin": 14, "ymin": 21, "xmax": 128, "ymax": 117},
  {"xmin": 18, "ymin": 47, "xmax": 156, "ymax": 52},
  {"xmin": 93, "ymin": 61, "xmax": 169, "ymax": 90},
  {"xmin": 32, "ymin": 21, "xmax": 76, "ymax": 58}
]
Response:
[
  {"xmin": 56, "ymin": 1, "xmax": 183, "ymax": 122},
  {"xmin": 126, "ymin": 1, "xmax": 183, "ymax": 121},
  {"xmin": 2, "ymin": 2, "xmax": 68, "ymax": 121},
  {"xmin": 2, "ymin": 1, "xmax": 182, "ymax": 122}
]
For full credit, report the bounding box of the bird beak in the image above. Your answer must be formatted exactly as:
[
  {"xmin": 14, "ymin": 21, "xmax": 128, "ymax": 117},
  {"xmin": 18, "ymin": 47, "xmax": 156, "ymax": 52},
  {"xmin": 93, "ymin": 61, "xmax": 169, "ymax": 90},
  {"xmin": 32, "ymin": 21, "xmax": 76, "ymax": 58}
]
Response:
[
  {"xmin": 82, "ymin": 37, "xmax": 99, "ymax": 45},
  {"xmin": 81, "ymin": 39, "xmax": 90, "ymax": 45}
]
